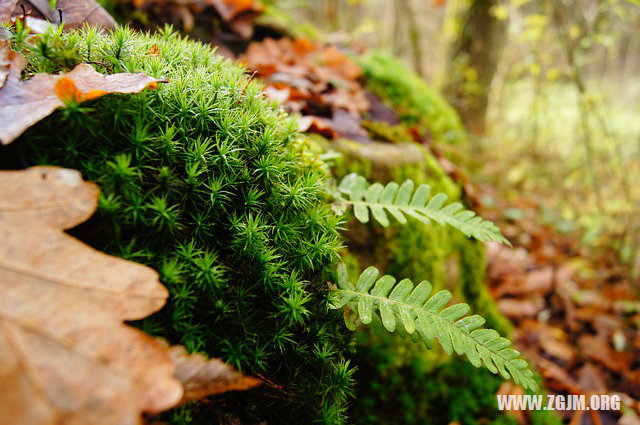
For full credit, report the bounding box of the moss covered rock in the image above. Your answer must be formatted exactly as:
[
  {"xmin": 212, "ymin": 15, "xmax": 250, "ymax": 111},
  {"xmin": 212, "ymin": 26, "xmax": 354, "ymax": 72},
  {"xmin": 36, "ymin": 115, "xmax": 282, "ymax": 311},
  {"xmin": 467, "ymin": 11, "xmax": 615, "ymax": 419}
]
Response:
[
  {"xmin": 357, "ymin": 50, "xmax": 467, "ymax": 146},
  {"xmin": 10, "ymin": 27, "xmax": 354, "ymax": 424},
  {"xmin": 317, "ymin": 135, "xmax": 512, "ymax": 424}
]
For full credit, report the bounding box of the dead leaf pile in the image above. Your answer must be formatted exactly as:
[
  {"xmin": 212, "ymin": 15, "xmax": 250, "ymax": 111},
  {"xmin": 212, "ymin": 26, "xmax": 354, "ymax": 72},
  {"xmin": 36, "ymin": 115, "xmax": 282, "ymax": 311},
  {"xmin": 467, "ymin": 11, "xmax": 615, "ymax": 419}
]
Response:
[
  {"xmin": 477, "ymin": 188, "xmax": 640, "ymax": 424},
  {"xmin": 241, "ymin": 37, "xmax": 373, "ymax": 141},
  {"xmin": 117, "ymin": 0, "xmax": 263, "ymax": 41}
]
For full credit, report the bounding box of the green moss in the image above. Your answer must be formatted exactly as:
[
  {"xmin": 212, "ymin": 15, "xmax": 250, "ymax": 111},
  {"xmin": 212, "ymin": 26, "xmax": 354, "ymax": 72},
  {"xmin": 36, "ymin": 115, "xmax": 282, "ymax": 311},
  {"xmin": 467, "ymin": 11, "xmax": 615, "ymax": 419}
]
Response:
[
  {"xmin": 11, "ymin": 26, "xmax": 354, "ymax": 424},
  {"xmin": 357, "ymin": 50, "xmax": 467, "ymax": 146},
  {"xmin": 361, "ymin": 120, "xmax": 415, "ymax": 145},
  {"xmin": 352, "ymin": 347, "xmax": 519, "ymax": 425}
]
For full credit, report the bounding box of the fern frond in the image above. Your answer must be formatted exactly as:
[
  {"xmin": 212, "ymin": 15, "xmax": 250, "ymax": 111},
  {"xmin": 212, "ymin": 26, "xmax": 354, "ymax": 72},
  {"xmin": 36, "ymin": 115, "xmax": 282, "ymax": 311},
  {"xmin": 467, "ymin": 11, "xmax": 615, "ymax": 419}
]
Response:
[
  {"xmin": 337, "ymin": 173, "xmax": 509, "ymax": 245},
  {"xmin": 331, "ymin": 265, "xmax": 537, "ymax": 390}
]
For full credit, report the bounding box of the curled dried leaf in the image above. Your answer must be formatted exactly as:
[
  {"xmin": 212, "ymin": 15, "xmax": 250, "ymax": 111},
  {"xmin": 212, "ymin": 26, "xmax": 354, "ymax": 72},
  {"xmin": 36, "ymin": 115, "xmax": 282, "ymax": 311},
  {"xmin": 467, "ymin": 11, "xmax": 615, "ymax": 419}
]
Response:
[
  {"xmin": 168, "ymin": 345, "xmax": 261, "ymax": 404},
  {"xmin": 0, "ymin": 40, "xmax": 10, "ymax": 88},
  {"xmin": 0, "ymin": 166, "xmax": 183, "ymax": 425},
  {"xmin": 0, "ymin": 51, "xmax": 166, "ymax": 144}
]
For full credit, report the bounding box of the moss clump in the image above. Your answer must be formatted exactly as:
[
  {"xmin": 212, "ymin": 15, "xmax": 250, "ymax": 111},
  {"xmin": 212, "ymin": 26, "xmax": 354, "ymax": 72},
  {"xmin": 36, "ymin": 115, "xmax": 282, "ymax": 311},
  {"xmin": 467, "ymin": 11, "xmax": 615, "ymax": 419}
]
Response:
[
  {"xmin": 352, "ymin": 342, "xmax": 518, "ymax": 425},
  {"xmin": 357, "ymin": 50, "xmax": 467, "ymax": 146},
  {"xmin": 11, "ymin": 27, "xmax": 354, "ymax": 424}
]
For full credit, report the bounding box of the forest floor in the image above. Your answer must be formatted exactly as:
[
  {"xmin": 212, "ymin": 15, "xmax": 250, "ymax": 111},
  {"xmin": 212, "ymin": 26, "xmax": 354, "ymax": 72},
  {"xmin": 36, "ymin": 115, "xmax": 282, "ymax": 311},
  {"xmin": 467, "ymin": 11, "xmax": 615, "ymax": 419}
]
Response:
[{"xmin": 473, "ymin": 179, "xmax": 640, "ymax": 425}]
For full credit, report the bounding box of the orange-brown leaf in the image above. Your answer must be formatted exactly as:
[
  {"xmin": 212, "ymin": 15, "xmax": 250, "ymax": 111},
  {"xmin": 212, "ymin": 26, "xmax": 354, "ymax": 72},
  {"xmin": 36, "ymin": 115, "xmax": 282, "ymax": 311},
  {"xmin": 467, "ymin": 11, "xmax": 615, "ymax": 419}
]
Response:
[
  {"xmin": 55, "ymin": 0, "xmax": 116, "ymax": 30},
  {"xmin": 0, "ymin": 166, "xmax": 183, "ymax": 425},
  {"xmin": 147, "ymin": 43, "xmax": 161, "ymax": 57},
  {"xmin": 0, "ymin": 52, "xmax": 165, "ymax": 145},
  {"xmin": 168, "ymin": 345, "xmax": 261, "ymax": 404},
  {"xmin": 211, "ymin": 0, "xmax": 263, "ymax": 22},
  {"xmin": 298, "ymin": 115, "xmax": 338, "ymax": 139}
]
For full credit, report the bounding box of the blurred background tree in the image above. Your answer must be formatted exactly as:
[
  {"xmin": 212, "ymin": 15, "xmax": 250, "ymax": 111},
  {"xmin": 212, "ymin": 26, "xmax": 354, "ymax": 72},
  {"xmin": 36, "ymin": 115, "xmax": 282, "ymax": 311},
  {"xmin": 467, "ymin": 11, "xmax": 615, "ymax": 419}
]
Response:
[{"xmin": 277, "ymin": 0, "xmax": 640, "ymax": 278}]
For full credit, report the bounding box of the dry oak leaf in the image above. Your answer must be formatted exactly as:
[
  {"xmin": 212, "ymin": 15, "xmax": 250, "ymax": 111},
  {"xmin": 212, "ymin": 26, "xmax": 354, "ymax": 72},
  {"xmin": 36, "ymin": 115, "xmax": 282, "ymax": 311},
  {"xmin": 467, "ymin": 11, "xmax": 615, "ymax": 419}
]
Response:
[
  {"xmin": 0, "ymin": 52, "xmax": 165, "ymax": 144},
  {"xmin": 168, "ymin": 345, "xmax": 261, "ymax": 404},
  {"xmin": 0, "ymin": 40, "xmax": 11, "ymax": 88},
  {"xmin": 0, "ymin": 166, "xmax": 182, "ymax": 425},
  {"xmin": 54, "ymin": 0, "xmax": 116, "ymax": 30}
]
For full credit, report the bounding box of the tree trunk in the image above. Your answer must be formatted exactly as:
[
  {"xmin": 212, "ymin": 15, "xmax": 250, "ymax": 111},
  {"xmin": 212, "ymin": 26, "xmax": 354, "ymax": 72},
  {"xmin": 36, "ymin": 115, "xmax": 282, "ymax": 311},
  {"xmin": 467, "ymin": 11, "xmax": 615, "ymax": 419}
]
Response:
[{"xmin": 442, "ymin": 0, "xmax": 508, "ymax": 135}]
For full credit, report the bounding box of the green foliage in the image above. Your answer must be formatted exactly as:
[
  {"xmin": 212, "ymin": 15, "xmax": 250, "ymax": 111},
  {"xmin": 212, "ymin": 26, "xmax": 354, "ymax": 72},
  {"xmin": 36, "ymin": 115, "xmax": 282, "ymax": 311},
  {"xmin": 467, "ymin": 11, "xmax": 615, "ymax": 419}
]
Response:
[
  {"xmin": 337, "ymin": 173, "xmax": 510, "ymax": 244},
  {"xmin": 331, "ymin": 265, "xmax": 538, "ymax": 391},
  {"xmin": 323, "ymin": 137, "xmax": 466, "ymax": 295},
  {"xmin": 8, "ymin": 24, "xmax": 537, "ymax": 424},
  {"xmin": 12, "ymin": 26, "xmax": 353, "ymax": 424},
  {"xmin": 324, "ymin": 138, "xmax": 522, "ymax": 421},
  {"xmin": 353, "ymin": 347, "xmax": 518, "ymax": 425},
  {"xmin": 357, "ymin": 50, "xmax": 467, "ymax": 145}
]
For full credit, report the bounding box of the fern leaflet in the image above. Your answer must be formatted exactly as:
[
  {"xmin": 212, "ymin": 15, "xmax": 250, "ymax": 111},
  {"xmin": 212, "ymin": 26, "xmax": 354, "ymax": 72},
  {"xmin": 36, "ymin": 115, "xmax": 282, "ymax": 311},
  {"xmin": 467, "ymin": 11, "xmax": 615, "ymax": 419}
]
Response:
[
  {"xmin": 337, "ymin": 173, "xmax": 509, "ymax": 244},
  {"xmin": 331, "ymin": 265, "xmax": 537, "ymax": 390}
]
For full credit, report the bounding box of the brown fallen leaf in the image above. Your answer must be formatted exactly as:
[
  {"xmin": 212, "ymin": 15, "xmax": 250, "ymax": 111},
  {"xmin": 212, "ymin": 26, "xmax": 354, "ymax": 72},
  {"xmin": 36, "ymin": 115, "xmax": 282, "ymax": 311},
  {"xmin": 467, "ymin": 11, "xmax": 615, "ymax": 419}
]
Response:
[
  {"xmin": 0, "ymin": 40, "xmax": 10, "ymax": 88},
  {"xmin": 0, "ymin": 166, "xmax": 183, "ymax": 425},
  {"xmin": 204, "ymin": 0, "xmax": 263, "ymax": 38},
  {"xmin": 24, "ymin": 0, "xmax": 52, "ymax": 18},
  {"xmin": 228, "ymin": 12, "xmax": 258, "ymax": 38},
  {"xmin": 2, "ymin": 0, "xmax": 56, "ymax": 23},
  {"xmin": 569, "ymin": 410, "xmax": 585, "ymax": 425},
  {"xmin": 0, "ymin": 49, "xmax": 165, "ymax": 144},
  {"xmin": 578, "ymin": 335, "xmax": 633, "ymax": 374},
  {"xmin": 327, "ymin": 109, "xmax": 371, "ymax": 142},
  {"xmin": 241, "ymin": 37, "xmax": 369, "ymax": 121},
  {"xmin": 538, "ymin": 326, "xmax": 576, "ymax": 362},
  {"xmin": 54, "ymin": 0, "xmax": 116, "ymax": 30},
  {"xmin": 576, "ymin": 363, "xmax": 607, "ymax": 393},
  {"xmin": 524, "ymin": 266, "xmax": 554, "ymax": 294},
  {"xmin": 168, "ymin": 345, "xmax": 261, "ymax": 404},
  {"xmin": 15, "ymin": 15, "xmax": 53, "ymax": 33},
  {"xmin": 535, "ymin": 356, "xmax": 582, "ymax": 394},
  {"xmin": 147, "ymin": 43, "xmax": 161, "ymax": 57},
  {"xmin": 496, "ymin": 382, "xmax": 526, "ymax": 425},
  {"xmin": 0, "ymin": 0, "xmax": 17, "ymax": 21},
  {"xmin": 497, "ymin": 297, "xmax": 545, "ymax": 318},
  {"xmin": 263, "ymin": 85, "xmax": 290, "ymax": 104},
  {"xmin": 210, "ymin": 0, "xmax": 263, "ymax": 23},
  {"xmin": 55, "ymin": 0, "xmax": 112, "ymax": 26},
  {"xmin": 1, "ymin": 0, "xmax": 114, "ymax": 30},
  {"xmin": 298, "ymin": 115, "xmax": 337, "ymax": 139}
]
